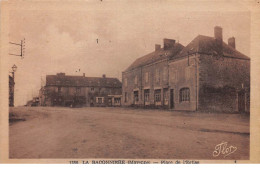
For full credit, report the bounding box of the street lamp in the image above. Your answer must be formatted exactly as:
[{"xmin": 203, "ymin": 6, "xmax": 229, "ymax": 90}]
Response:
[{"xmin": 12, "ymin": 64, "xmax": 17, "ymax": 78}]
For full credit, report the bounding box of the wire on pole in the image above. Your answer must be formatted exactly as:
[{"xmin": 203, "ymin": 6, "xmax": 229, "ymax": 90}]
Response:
[{"xmin": 9, "ymin": 38, "xmax": 25, "ymax": 59}]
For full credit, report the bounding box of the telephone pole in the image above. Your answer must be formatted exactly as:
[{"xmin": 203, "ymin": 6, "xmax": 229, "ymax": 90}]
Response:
[{"xmin": 9, "ymin": 38, "xmax": 25, "ymax": 59}]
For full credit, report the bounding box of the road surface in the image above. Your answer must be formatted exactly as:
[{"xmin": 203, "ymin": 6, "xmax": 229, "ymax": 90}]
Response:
[{"xmin": 9, "ymin": 107, "xmax": 249, "ymax": 159}]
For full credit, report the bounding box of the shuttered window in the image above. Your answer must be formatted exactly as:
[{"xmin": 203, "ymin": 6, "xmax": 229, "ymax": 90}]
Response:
[
  {"xmin": 179, "ymin": 88, "xmax": 190, "ymax": 102},
  {"xmin": 154, "ymin": 89, "xmax": 161, "ymax": 102}
]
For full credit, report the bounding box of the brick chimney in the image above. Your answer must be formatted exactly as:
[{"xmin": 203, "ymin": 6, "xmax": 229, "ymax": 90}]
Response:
[
  {"xmin": 214, "ymin": 26, "xmax": 223, "ymax": 41},
  {"xmin": 102, "ymin": 74, "xmax": 106, "ymax": 78},
  {"xmin": 214, "ymin": 26, "xmax": 223, "ymax": 54},
  {"xmin": 57, "ymin": 73, "xmax": 65, "ymax": 77},
  {"xmin": 228, "ymin": 37, "xmax": 236, "ymax": 49},
  {"xmin": 155, "ymin": 44, "xmax": 161, "ymax": 51},
  {"xmin": 163, "ymin": 38, "xmax": 175, "ymax": 50}
]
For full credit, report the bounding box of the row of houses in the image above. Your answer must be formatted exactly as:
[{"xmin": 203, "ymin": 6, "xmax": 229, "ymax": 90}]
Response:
[
  {"xmin": 38, "ymin": 26, "xmax": 250, "ymax": 113},
  {"xmin": 38, "ymin": 73, "xmax": 122, "ymax": 107}
]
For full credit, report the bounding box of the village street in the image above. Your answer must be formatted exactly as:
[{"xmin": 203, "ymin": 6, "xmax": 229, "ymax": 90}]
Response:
[{"xmin": 9, "ymin": 107, "xmax": 249, "ymax": 159}]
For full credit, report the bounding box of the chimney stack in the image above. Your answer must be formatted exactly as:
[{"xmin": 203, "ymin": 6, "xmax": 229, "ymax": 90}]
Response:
[
  {"xmin": 155, "ymin": 44, "xmax": 161, "ymax": 51},
  {"xmin": 163, "ymin": 38, "xmax": 175, "ymax": 50},
  {"xmin": 102, "ymin": 74, "xmax": 106, "ymax": 78},
  {"xmin": 83, "ymin": 73, "xmax": 85, "ymax": 77},
  {"xmin": 228, "ymin": 37, "xmax": 236, "ymax": 49},
  {"xmin": 57, "ymin": 73, "xmax": 65, "ymax": 77},
  {"xmin": 214, "ymin": 26, "xmax": 223, "ymax": 41}
]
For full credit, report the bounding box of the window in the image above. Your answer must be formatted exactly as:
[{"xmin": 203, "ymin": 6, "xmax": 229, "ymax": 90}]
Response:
[
  {"xmin": 96, "ymin": 97, "xmax": 104, "ymax": 104},
  {"xmin": 99, "ymin": 88, "xmax": 102, "ymax": 93},
  {"xmin": 134, "ymin": 75, "xmax": 138, "ymax": 85},
  {"xmin": 114, "ymin": 98, "xmax": 121, "ymax": 104},
  {"xmin": 170, "ymin": 68, "xmax": 178, "ymax": 83},
  {"xmin": 144, "ymin": 89, "xmax": 150, "ymax": 102},
  {"xmin": 124, "ymin": 78, "xmax": 128, "ymax": 87},
  {"xmin": 154, "ymin": 89, "xmax": 161, "ymax": 102},
  {"xmin": 163, "ymin": 67, "xmax": 168, "ymax": 82},
  {"xmin": 91, "ymin": 87, "xmax": 94, "ymax": 91},
  {"xmin": 179, "ymin": 88, "xmax": 190, "ymax": 102},
  {"xmin": 125, "ymin": 92, "xmax": 128, "ymax": 102},
  {"xmin": 145, "ymin": 72, "xmax": 149, "ymax": 83},
  {"xmin": 58, "ymin": 87, "xmax": 62, "ymax": 93},
  {"xmin": 155, "ymin": 69, "xmax": 160, "ymax": 83},
  {"xmin": 76, "ymin": 87, "xmax": 81, "ymax": 94}
]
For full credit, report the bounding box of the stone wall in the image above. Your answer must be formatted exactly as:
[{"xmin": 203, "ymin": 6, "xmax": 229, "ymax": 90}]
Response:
[{"xmin": 198, "ymin": 54, "xmax": 250, "ymax": 112}]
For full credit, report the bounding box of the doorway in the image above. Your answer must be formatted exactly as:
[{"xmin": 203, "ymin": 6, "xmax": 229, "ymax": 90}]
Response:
[
  {"xmin": 108, "ymin": 98, "xmax": 112, "ymax": 107},
  {"xmin": 134, "ymin": 91, "xmax": 139, "ymax": 105},
  {"xmin": 170, "ymin": 89, "xmax": 174, "ymax": 109}
]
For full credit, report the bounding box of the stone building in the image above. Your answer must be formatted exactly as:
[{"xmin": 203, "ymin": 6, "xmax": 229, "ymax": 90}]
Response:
[
  {"xmin": 122, "ymin": 39, "xmax": 184, "ymax": 108},
  {"xmin": 39, "ymin": 73, "xmax": 122, "ymax": 107},
  {"xmin": 122, "ymin": 26, "xmax": 250, "ymax": 113}
]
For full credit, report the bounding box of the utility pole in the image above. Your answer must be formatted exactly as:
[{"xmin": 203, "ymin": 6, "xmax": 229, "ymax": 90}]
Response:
[
  {"xmin": 9, "ymin": 38, "xmax": 25, "ymax": 59},
  {"xmin": 8, "ymin": 38, "xmax": 25, "ymax": 107}
]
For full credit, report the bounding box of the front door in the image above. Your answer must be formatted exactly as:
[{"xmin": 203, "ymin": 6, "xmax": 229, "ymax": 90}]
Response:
[
  {"xmin": 238, "ymin": 90, "xmax": 245, "ymax": 112},
  {"xmin": 134, "ymin": 91, "xmax": 139, "ymax": 105},
  {"xmin": 170, "ymin": 89, "xmax": 174, "ymax": 109}
]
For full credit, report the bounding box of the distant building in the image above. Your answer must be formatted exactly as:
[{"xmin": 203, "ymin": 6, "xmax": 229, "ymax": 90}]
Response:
[
  {"xmin": 39, "ymin": 73, "xmax": 122, "ymax": 107},
  {"xmin": 122, "ymin": 26, "xmax": 250, "ymax": 113},
  {"xmin": 9, "ymin": 75, "xmax": 15, "ymax": 107},
  {"xmin": 26, "ymin": 97, "xmax": 39, "ymax": 107}
]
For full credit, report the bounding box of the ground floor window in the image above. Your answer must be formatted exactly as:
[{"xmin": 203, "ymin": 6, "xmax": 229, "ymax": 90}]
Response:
[
  {"xmin": 179, "ymin": 88, "xmax": 190, "ymax": 102},
  {"xmin": 96, "ymin": 97, "xmax": 104, "ymax": 104},
  {"xmin": 75, "ymin": 87, "xmax": 81, "ymax": 95},
  {"xmin": 114, "ymin": 97, "xmax": 121, "ymax": 104},
  {"xmin": 144, "ymin": 89, "xmax": 150, "ymax": 102},
  {"xmin": 154, "ymin": 89, "xmax": 161, "ymax": 102}
]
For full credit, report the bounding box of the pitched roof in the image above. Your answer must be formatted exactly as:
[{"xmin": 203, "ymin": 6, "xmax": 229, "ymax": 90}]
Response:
[
  {"xmin": 124, "ymin": 43, "xmax": 184, "ymax": 72},
  {"xmin": 174, "ymin": 35, "xmax": 250, "ymax": 60},
  {"xmin": 46, "ymin": 74, "xmax": 122, "ymax": 88}
]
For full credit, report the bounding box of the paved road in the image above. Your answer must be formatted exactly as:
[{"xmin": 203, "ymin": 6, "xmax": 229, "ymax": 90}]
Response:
[{"xmin": 9, "ymin": 107, "xmax": 249, "ymax": 159}]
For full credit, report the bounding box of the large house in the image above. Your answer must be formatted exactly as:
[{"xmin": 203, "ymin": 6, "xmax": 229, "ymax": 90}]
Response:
[
  {"xmin": 122, "ymin": 26, "xmax": 250, "ymax": 113},
  {"xmin": 39, "ymin": 73, "xmax": 122, "ymax": 107}
]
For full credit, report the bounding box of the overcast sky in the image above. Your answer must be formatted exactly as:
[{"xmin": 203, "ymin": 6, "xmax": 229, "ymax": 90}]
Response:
[{"xmin": 7, "ymin": 1, "xmax": 250, "ymax": 106}]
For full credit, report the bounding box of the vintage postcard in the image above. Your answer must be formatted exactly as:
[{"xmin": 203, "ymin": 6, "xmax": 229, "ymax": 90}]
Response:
[{"xmin": 0, "ymin": 0, "xmax": 260, "ymax": 164}]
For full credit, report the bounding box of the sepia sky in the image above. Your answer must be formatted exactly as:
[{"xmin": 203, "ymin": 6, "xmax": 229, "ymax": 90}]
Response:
[{"xmin": 7, "ymin": 1, "xmax": 251, "ymax": 106}]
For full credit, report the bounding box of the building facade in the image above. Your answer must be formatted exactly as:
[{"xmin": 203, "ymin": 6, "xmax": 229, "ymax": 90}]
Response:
[
  {"xmin": 122, "ymin": 39, "xmax": 184, "ymax": 109},
  {"xmin": 122, "ymin": 26, "xmax": 250, "ymax": 113},
  {"xmin": 39, "ymin": 73, "xmax": 122, "ymax": 107}
]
